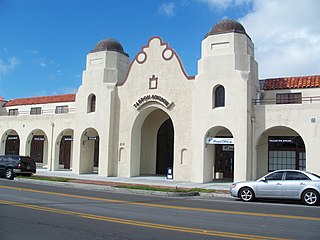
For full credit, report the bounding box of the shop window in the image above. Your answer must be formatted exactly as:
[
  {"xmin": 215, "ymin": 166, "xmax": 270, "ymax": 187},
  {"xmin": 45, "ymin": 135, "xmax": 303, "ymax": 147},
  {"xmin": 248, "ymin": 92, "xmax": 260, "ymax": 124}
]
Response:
[
  {"xmin": 276, "ymin": 93, "xmax": 302, "ymax": 104},
  {"xmin": 30, "ymin": 107, "xmax": 42, "ymax": 115},
  {"xmin": 55, "ymin": 105, "xmax": 69, "ymax": 114},
  {"xmin": 268, "ymin": 136, "xmax": 305, "ymax": 171},
  {"xmin": 88, "ymin": 94, "xmax": 96, "ymax": 113},
  {"xmin": 299, "ymin": 152, "xmax": 306, "ymax": 170},
  {"xmin": 213, "ymin": 86, "xmax": 225, "ymax": 108},
  {"xmin": 9, "ymin": 109, "xmax": 18, "ymax": 116}
]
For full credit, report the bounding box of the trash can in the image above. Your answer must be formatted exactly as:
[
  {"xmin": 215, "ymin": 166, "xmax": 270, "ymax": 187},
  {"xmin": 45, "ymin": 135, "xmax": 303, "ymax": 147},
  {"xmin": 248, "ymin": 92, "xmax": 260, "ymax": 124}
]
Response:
[{"xmin": 166, "ymin": 167, "xmax": 173, "ymax": 180}]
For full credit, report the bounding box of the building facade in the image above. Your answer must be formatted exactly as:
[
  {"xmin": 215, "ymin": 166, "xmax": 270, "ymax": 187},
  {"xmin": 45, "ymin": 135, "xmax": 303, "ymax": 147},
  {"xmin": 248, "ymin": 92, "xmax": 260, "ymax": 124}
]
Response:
[{"xmin": 1, "ymin": 19, "xmax": 319, "ymax": 183}]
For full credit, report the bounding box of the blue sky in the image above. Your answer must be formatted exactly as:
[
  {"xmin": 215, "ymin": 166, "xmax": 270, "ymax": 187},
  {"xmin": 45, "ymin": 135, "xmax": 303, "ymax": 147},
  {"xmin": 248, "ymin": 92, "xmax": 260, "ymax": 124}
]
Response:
[{"xmin": 0, "ymin": 0, "xmax": 319, "ymax": 100}]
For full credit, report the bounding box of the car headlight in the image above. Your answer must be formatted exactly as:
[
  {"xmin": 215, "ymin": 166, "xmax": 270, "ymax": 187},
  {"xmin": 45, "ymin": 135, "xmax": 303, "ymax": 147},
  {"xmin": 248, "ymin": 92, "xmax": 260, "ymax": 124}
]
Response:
[{"xmin": 230, "ymin": 183, "xmax": 237, "ymax": 188}]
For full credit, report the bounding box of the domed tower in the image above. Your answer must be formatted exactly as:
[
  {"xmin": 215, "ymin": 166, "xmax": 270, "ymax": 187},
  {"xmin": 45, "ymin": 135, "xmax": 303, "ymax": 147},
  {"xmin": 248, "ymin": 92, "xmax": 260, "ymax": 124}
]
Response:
[
  {"xmin": 192, "ymin": 19, "xmax": 259, "ymax": 183},
  {"xmin": 200, "ymin": 19, "xmax": 255, "ymax": 72},
  {"xmin": 91, "ymin": 38, "xmax": 128, "ymax": 56},
  {"xmin": 73, "ymin": 38, "xmax": 130, "ymax": 177},
  {"xmin": 85, "ymin": 38, "xmax": 129, "ymax": 84}
]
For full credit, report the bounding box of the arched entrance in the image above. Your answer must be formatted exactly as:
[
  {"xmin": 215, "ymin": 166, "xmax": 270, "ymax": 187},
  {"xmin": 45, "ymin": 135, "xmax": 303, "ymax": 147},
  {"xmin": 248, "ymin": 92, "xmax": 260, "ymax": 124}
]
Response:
[
  {"xmin": 204, "ymin": 126, "xmax": 234, "ymax": 180},
  {"xmin": 3, "ymin": 130, "xmax": 20, "ymax": 155},
  {"xmin": 27, "ymin": 129, "xmax": 48, "ymax": 166},
  {"xmin": 256, "ymin": 126, "xmax": 305, "ymax": 178},
  {"xmin": 79, "ymin": 128, "xmax": 99, "ymax": 173},
  {"xmin": 56, "ymin": 129, "xmax": 74, "ymax": 169},
  {"xmin": 138, "ymin": 108, "xmax": 174, "ymax": 176}
]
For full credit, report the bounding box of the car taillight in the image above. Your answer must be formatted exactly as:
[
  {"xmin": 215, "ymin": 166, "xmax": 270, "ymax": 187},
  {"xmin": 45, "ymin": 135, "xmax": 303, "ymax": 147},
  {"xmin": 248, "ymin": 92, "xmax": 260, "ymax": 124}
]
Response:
[{"xmin": 18, "ymin": 163, "xmax": 21, "ymax": 169}]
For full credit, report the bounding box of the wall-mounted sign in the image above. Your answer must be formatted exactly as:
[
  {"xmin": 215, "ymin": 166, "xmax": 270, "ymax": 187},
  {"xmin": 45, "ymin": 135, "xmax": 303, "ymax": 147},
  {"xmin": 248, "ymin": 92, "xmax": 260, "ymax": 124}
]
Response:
[
  {"xmin": 34, "ymin": 137, "xmax": 45, "ymax": 141},
  {"xmin": 7, "ymin": 136, "xmax": 18, "ymax": 140},
  {"xmin": 223, "ymin": 145, "xmax": 234, "ymax": 151},
  {"xmin": 206, "ymin": 138, "xmax": 234, "ymax": 145},
  {"xmin": 133, "ymin": 94, "xmax": 173, "ymax": 109},
  {"xmin": 88, "ymin": 137, "xmax": 98, "ymax": 141},
  {"xmin": 268, "ymin": 139, "xmax": 292, "ymax": 143}
]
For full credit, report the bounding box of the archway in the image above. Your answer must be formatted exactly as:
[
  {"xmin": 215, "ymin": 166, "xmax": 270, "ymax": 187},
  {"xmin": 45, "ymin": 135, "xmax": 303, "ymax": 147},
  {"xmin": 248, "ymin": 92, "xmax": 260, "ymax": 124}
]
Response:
[
  {"xmin": 26, "ymin": 129, "xmax": 48, "ymax": 167},
  {"xmin": 2, "ymin": 130, "xmax": 20, "ymax": 155},
  {"xmin": 138, "ymin": 108, "xmax": 174, "ymax": 176},
  {"xmin": 256, "ymin": 126, "xmax": 305, "ymax": 178},
  {"xmin": 79, "ymin": 128, "xmax": 99, "ymax": 173},
  {"xmin": 55, "ymin": 129, "xmax": 74, "ymax": 169},
  {"xmin": 204, "ymin": 126, "xmax": 234, "ymax": 180}
]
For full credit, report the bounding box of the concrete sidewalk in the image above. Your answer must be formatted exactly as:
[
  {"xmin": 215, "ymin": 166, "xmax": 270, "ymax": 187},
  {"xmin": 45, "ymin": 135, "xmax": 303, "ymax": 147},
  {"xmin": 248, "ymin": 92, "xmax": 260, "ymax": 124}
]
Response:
[{"xmin": 34, "ymin": 168, "xmax": 232, "ymax": 192}]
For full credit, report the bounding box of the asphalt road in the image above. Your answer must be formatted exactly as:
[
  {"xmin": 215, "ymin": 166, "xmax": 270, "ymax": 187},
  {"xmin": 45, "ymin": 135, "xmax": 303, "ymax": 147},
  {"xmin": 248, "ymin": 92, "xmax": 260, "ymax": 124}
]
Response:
[{"xmin": 0, "ymin": 179, "xmax": 320, "ymax": 240}]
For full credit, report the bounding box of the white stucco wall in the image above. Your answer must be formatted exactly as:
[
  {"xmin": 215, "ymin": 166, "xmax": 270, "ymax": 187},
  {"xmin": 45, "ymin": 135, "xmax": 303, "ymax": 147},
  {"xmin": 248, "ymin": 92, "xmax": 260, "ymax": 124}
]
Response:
[
  {"xmin": 0, "ymin": 101, "xmax": 75, "ymax": 169},
  {"xmin": 192, "ymin": 32, "xmax": 258, "ymax": 183},
  {"xmin": 0, "ymin": 25, "xmax": 319, "ymax": 184},
  {"xmin": 116, "ymin": 37, "xmax": 194, "ymax": 181},
  {"xmin": 73, "ymin": 50, "xmax": 130, "ymax": 176}
]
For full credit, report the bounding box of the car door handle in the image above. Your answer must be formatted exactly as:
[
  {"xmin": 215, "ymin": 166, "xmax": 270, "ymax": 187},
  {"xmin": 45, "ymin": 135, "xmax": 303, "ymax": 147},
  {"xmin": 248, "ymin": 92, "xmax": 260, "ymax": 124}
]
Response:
[
  {"xmin": 300, "ymin": 183, "xmax": 305, "ymax": 185},
  {"xmin": 277, "ymin": 183, "xmax": 282, "ymax": 185}
]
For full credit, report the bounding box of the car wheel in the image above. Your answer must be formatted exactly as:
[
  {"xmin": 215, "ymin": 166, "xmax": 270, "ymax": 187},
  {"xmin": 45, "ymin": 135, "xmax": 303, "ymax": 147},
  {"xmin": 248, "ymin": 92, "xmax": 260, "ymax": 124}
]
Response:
[
  {"xmin": 239, "ymin": 187, "xmax": 255, "ymax": 202},
  {"xmin": 302, "ymin": 190, "xmax": 319, "ymax": 206},
  {"xmin": 5, "ymin": 168, "xmax": 14, "ymax": 180}
]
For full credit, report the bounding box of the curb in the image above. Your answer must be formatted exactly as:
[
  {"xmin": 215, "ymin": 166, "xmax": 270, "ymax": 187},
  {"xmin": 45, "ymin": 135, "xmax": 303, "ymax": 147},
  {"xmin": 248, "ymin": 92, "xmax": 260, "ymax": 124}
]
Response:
[{"xmin": 15, "ymin": 175, "xmax": 231, "ymax": 198}]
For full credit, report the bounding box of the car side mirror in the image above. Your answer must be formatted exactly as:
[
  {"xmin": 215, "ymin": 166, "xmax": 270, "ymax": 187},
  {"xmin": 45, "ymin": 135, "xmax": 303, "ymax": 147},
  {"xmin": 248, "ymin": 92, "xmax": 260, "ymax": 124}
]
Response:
[{"xmin": 261, "ymin": 177, "xmax": 267, "ymax": 182}]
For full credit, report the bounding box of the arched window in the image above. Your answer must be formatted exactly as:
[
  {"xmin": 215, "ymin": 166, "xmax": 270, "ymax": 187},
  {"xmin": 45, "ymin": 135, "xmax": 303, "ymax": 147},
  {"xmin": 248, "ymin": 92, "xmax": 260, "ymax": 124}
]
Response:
[
  {"xmin": 88, "ymin": 94, "xmax": 96, "ymax": 113},
  {"xmin": 214, "ymin": 86, "xmax": 225, "ymax": 108}
]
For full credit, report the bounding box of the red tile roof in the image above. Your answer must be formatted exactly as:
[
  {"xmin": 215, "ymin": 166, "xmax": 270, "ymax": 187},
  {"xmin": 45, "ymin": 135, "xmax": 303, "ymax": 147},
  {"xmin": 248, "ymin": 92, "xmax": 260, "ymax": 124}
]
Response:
[
  {"xmin": 263, "ymin": 75, "xmax": 320, "ymax": 90},
  {"xmin": 4, "ymin": 93, "xmax": 76, "ymax": 107},
  {"xmin": 0, "ymin": 96, "xmax": 5, "ymax": 102}
]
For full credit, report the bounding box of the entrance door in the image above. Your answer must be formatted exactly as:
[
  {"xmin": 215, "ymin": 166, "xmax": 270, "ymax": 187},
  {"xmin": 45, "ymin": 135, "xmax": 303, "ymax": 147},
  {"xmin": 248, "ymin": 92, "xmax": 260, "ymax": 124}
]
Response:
[
  {"xmin": 215, "ymin": 145, "xmax": 234, "ymax": 179},
  {"xmin": 59, "ymin": 136, "xmax": 72, "ymax": 169},
  {"xmin": 5, "ymin": 135, "xmax": 20, "ymax": 155},
  {"xmin": 156, "ymin": 119, "xmax": 174, "ymax": 174},
  {"xmin": 94, "ymin": 136, "xmax": 99, "ymax": 168},
  {"xmin": 30, "ymin": 135, "xmax": 44, "ymax": 163}
]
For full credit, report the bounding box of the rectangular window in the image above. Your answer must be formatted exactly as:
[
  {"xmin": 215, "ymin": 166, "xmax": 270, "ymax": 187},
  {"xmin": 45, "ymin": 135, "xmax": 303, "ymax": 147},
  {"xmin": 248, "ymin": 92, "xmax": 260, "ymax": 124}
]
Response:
[
  {"xmin": 276, "ymin": 93, "xmax": 302, "ymax": 104},
  {"xmin": 8, "ymin": 109, "xmax": 18, "ymax": 116},
  {"xmin": 30, "ymin": 107, "xmax": 42, "ymax": 115},
  {"xmin": 269, "ymin": 150, "xmax": 296, "ymax": 171},
  {"xmin": 55, "ymin": 105, "xmax": 69, "ymax": 114}
]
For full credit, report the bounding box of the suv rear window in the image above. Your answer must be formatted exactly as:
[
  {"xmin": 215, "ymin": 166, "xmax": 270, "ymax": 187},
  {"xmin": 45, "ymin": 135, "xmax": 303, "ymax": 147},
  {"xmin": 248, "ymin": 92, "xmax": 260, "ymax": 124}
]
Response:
[{"xmin": 20, "ymin": 157, "xmax": 35, "ymax": 164}]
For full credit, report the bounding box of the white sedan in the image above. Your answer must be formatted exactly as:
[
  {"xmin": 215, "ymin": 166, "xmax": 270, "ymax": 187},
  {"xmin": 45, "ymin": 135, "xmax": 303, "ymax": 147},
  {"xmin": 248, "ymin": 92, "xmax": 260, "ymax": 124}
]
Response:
[{"xmin": 230, "ymin": 170, "xmax": 320, "ymax": 205}]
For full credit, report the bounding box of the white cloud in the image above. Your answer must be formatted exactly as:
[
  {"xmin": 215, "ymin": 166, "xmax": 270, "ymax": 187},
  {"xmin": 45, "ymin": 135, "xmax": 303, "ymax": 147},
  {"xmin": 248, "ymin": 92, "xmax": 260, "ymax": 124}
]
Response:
[
  {"xmin": 39, "ymin": 59, "xmax": 46, "ymax": 68},
  {"xmin": 198, "ymin": 0, "xmax": 253, "ymax": 10},
  {"xmin": 239, "ymin": 0, "xmax": 320, "ymax": 78},
  {"xmin": 0, "ymin": 57, "xmax": 20, "ymax": 75},
  {"xmin": 159, "ymin": 2, "xmax": 175, "ymax": 17},
  {"xmin": 198, "ymin": 0, "xmax": 233, "ymax": 9},
  {"xmin": 26, "ymin": 49, "xmax": 40, "ymax": 55},
  {"xmin": 53, "ymin": 87, "xmax": 78, "ymax": 95}
]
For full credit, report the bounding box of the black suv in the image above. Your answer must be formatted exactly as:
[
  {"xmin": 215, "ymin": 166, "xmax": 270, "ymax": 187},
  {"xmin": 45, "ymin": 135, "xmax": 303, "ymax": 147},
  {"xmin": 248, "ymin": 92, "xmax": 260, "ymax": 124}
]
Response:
[{"xmin": 0, "ymin": 155, "xmax": 36, "ymax": 180}]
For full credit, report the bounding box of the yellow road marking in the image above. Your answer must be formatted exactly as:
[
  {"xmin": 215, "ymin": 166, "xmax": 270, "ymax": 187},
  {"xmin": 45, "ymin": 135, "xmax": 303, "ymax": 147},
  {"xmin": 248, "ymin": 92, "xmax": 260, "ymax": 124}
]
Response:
[
  {"xmin": 0, "ymin": 199, "xmax": 289, "ymax": 240},
  {"xmin": 0, "ymin": 185, "xmax": 319, "ymax": 222}
]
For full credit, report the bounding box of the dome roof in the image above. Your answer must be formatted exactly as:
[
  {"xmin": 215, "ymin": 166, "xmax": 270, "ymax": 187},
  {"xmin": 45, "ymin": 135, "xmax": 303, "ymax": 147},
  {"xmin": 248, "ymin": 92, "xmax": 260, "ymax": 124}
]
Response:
[
  {"xmin": 205, "ymin": 19, "xmax": 248, "ymax": 38},
  {"xmin": 91, "ymin": 38, "xmax": 129, "ymax": 56}
]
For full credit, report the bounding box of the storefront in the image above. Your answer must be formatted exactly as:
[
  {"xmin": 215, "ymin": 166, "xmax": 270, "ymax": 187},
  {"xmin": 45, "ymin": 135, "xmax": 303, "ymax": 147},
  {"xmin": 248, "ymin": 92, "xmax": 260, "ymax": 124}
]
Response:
[
  {"xmin": 268, "ymin": 136, "xmax": 305, "ymax": 171},
  {"xmin": 5, "ymin": 135, "xmax": 20, "ymax": 155}
]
